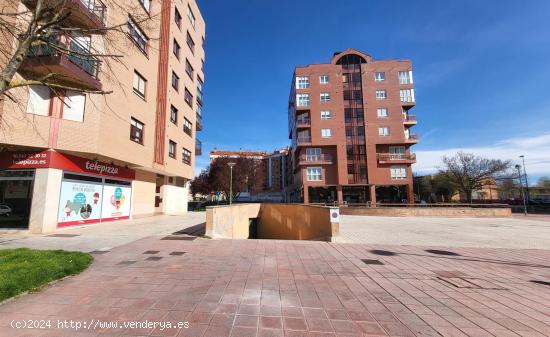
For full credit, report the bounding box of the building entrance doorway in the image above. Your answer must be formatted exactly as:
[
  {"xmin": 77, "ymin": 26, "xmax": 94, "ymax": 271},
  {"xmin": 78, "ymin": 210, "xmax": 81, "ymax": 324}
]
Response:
[{"xmin": 0, "ymin": 170, "xmax": 34, "ymax": 229}]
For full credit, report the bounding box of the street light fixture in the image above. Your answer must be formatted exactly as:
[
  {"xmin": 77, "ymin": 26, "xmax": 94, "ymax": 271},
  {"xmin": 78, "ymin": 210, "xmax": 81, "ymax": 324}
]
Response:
[
  {"xmin": 227, "ymin": 162, "xmax": 236, "ymax": 205},
  {"xmin": 515, "ymin": 164, "xmax": 527, "ymax": 216},
  {"xmin": 519, "ymin": 155, "xmax": 529, "ymax": 203}
]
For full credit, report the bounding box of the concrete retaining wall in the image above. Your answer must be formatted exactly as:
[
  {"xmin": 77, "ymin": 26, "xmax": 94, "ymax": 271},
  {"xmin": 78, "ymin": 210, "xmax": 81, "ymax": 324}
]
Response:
[
  {"xmin": 340, "ymin": 207, "xmax": 512, "ymax": 218},
  {"xmin": 205, "ymin": 204, "xmax": 339, "ymax": 241}
]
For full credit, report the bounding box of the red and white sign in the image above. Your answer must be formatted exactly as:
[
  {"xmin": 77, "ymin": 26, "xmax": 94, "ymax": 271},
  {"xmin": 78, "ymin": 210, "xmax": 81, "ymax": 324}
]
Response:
[{"xmin": 0, "ymin": 150, "xmax": 135, "ymax": 180}]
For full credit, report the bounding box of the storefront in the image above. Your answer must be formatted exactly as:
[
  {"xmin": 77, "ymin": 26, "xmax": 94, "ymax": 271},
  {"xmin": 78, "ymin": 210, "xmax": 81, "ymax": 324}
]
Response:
[{"xmin": 0, "ymin": 150, "xmax": 135, "ymax": 230}]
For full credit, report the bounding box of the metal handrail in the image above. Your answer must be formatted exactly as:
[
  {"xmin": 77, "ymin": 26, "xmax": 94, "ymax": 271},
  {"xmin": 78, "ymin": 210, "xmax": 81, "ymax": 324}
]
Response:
[
  {"xmin": 377, "ymin": 153, "xmax": 416, "ymax": 161},
  {"xmin": 79, "ymin": 0, "xmax": 107, "ymax": 24},
  {"xmin": 299, "ymin": 154, "xmax": 332, "ymax": 162}
]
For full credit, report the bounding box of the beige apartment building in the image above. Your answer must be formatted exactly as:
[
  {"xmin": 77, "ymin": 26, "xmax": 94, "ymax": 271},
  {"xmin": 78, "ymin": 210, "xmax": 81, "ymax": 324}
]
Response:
[{"xmin": 0, "ymin": 0, "xmax": 205, "ymax": 232}]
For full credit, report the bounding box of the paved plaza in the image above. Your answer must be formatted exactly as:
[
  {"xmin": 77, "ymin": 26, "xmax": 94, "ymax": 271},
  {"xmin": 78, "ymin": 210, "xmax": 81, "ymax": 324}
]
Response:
[{"xmin": 1, "ymin": 214, "xmax": 550, "ymax": 337}]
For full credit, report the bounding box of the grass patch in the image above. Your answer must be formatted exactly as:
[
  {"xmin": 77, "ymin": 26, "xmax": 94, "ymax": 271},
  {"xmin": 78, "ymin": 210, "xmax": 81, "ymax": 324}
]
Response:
[{"xmin": 0, "ymin": 248, "xmax": 93, "ymax": 302}]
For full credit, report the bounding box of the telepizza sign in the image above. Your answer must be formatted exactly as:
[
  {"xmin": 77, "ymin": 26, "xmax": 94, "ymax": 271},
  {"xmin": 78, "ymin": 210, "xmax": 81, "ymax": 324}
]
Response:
[{"xmin": 0, "ymin": 150, "xmax": 135, "ymax": 180}]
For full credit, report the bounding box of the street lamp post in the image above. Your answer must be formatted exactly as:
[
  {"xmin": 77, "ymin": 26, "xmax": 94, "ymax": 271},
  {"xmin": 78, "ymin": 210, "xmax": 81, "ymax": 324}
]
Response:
[
  {"xmin": 227, "ymin": 162, "xmax": 236, "ymax": 205},
  {"xmin": 519, "ymin": 155, "xmax": 529, "ymax": 203},
  {"xmin": 515, "ymin": 164, "xmax": 527, "ymax": 216}
]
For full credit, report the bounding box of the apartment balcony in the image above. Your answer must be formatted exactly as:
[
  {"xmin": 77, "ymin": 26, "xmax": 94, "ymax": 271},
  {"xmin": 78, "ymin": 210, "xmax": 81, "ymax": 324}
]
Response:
[
  {"xmin": 296, "ymin": 117, "xmax": 311, "ymax": 128},
  {"xmin": 21, "ymin": 36, "xmax": 102, "ymax": 91},
  {"xmin": 405, "ymin": 134, "xmax": 419, "ymax": 143},
  {"xmin": 297, "ymin": 136, "xmax": 311, "ymax": 145},
  {"xmin": 298, "ymin": 154, "xmax": 333, "ymax": 166},
  {"xmin": 22, "ymin": 0, "xmax": 107, "ymax": 31},
  {"xmin": 296, "ymin": 104, "xmax": 310, "ymax": 111},
  {"xmin": 377, "ymin": 153, "xmax": 417, "ymax": 164},
  {"xmin": 403, "ymin": 114, "xmax": 417, "ymax": 125},
  {"xmin": 196, "ymin": 113, "xmax": 203, "ymax": 131},
  {"xmin": 195, "ymin": 139, "xmax": 202, "ymax": 156}
]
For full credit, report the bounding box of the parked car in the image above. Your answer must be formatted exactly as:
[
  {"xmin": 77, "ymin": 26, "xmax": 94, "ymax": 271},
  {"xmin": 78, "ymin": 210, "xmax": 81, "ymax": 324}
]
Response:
[{"xmin": 0, "ymin": 204, "xmax": 12, "ymax": 217}]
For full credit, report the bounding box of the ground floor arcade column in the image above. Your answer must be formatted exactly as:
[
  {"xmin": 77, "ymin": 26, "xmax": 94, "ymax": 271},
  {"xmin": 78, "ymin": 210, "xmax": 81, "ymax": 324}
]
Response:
[{"xmin": 369, "ymin": 185, "xmax": 377, "ymax": 207}]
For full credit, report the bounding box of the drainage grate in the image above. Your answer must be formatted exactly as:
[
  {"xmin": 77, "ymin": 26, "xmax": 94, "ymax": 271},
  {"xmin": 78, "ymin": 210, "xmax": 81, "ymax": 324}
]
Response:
[
  {"xmin": 146, "ymin": 256, "xmax": 163, "ymax": 261},
  {"xmin": 143, "ymin": 250, "xmax": 160, "ymax": 254},
  {"xmin": 169, "ymin": 251, "xmax": 186, "ymax": 256},
  {"xmin": 361, "ymin": 259, "xmax": 384, "ymax": 265},
  {"xmin": 161, "ymin": 236, "xmax": 196, "ymax": 241},
  {"xmin": 531, "ymin": 280, "xmax": 550, "ymax": 286},
  {"xmin": 117, "ymin": 260, "xmax": 136, "ymax": 266},
  {"xmin": 370, "ymin": 249, "xmax": 397, "ymax": 256},
  {"xmin": 437, "ymin": 277, "xmax": 506, "ymax": 290},
  {"xmin": 47, "ymin": 234, "xmax": 80, "ymax": 238},
  {"xmin": 426, "ymin": 249, "xmax": 460, "ymax": 256},
  {"xmin": 90, "ymin": 250, "xmax": 110, "ymax": 255}
]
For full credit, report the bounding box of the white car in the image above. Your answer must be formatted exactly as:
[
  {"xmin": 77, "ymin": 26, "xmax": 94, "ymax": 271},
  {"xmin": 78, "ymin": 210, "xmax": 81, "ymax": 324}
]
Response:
[{"xmin": 0, "ymin": 205, "xmax": 12, "ymax": 217}]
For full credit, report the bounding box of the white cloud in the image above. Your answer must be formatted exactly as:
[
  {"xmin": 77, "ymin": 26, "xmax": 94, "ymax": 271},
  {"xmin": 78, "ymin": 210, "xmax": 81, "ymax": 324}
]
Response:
[{"xmin": 414, "ymin": 133, "xmax": 550, "ymax": 176}]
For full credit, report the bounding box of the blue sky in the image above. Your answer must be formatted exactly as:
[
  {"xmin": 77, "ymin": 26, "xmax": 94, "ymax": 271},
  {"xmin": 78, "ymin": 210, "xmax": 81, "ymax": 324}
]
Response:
[{"xmin": 197, "ymin": 0, "xmax": 550, "ymax": 182}]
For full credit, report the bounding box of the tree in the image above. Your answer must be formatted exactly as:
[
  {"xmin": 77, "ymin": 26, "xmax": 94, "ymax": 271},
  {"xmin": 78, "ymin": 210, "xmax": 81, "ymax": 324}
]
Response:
[
  {"xmin": 190, "ymin": 156, "xmax": 265, "ymax": 202},
  {"xmin": 190, "ymin": 170, "xmax": 210, "ymax": 199},
  {"xmin": 0, "ymin": 0, "xmax": 155, "ymax": 123},
  {"xmin": 439, "ymin": 152, "xmax": 511, "ymax": 203},
  {"xmin": 536, "ymin": 177, "xmax": 550, "ymax": 188}
]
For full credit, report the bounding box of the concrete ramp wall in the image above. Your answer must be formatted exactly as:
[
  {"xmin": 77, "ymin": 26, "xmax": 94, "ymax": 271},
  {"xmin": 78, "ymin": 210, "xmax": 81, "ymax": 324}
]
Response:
[{"xmin": 205, "ymin": 203, "xmax": 339, "ymax": 241}]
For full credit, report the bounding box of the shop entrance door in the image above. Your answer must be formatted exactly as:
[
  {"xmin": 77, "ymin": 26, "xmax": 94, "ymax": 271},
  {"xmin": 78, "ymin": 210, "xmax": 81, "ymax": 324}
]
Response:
[{"xmin": 0, "ymin": 170, "xmax": 34, "ymax": 229}]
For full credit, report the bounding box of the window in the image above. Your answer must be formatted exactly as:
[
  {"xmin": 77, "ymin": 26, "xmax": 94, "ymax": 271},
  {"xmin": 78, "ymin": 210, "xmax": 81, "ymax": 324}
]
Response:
[
  {"xmin": 185, "ymin": 59, "xmax": 194, "ymax": 79},
  {"xmin": 296, "ymin": 94, "xmax": 310, "ymax": 107},
  {"xmin": 138, "ymin": 0, "xmax": 150, "ymax": 12},
  {"xmin": 127, "ymin": 17, "xmax": 148, "ymax": 54},
  {"xmin": 306, "ymin": 167, "xmax": 322, "ymax": 181},
  {"xmin": 197, "ymin": 76, "xmax": 203, "ymax": 104},
  {"xmin": 390, "ymin": 165, "xmax": 407, "ymax": 180},
  {"xmin": 375, "ymin": 90, "xmax": 387, "ymax": 100},
  {"xmin": 320, "ymin": 110, "xmax": 331, "ymax": 120},
  {"xmin": 377, "ymin": 108, "xmax": 388, "ymax": 118},
  {"xmin": 26, "ymin": 85, "xmax": 50, "ymax": 116},
  {"xmin": 400, "ymin": 89, "xmax": 415, "ymax": 103},
  {"xmin": 182, "ymin": 148, "xmax": 191, "ymax": 165},
  {"xmin": 133, "ymin": 71, "xmax": 146, "ymax": 98},
  {"xmin": 183, "ymin": 118, "xmax": 192, "ymax": 136},
  {"xmin": 171, "ymin": 71, "xmax": 179, "ymax": 91},
  {"xmin": 169, "ymin": 140, "xmax": 176, "ymax": 159},
  {"xmin": 296, "ymin": 76, "xmax": 309, "ymax": 89},
  {"xmin": 170, "ymin": 105, "xmax": 178, "ymax": 124},
  {"xmin": 173, "ymin": 39, "xmax": 180, "ymax": 59},
  {"xmin": 305, "ymin": 148, "xmax": 321, "ymax": 161},
  {"xmin": 319, "ymin": 75, "xmax": 329, "ymax": 84},
  {"xmin": 320, "ymin": 93, "xmax": 330, "ymax": 102},
  {"xmin": 389, "ymin": 146, "xmax": 406, "ymax": 159},
  {"xmin": 184, "ymin": 88, "xmax": 193, "ymax": 107},
  {"xmin": 130, "ymin": 118, "xmax": 144, "ymax": 144},
  {"xmin": 63, "ymin": 91, "xmax": 86, "ymax": 122},
  {"xmin": 186, "ymin": 32, "xmax": 195, "ymax": 54},
  {"xmin": 374, "ymin": 72, "xmax": 385, "ymax": 82},
  {"xmin": 187, "ymin": 5, "xmax": 196, "ymax": 28},
  {"xmin": 399, "ymin": 71, "xmax": 413, "ymax": 84},
  {"xmin": 321, "ymin": 128, "xmax": 332, "ymax": 138},
  {"xmin": 378, "ymin": 127, "xmax": 389, "ymax": 137},
  {"xmin": 174, "ymin": 7, "xmax": 182, "ymax": 29}
]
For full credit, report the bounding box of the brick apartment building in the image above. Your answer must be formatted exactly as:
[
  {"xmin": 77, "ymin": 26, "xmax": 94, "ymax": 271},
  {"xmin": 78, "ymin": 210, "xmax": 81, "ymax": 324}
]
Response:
[
  {"xmin": 210, "ymin": 149, "xmax": 289, "ymax": 201},
  {"xmin": 285, "ymin": 49, "xmax": 418, "ymax": 205},
  {"xmin": 0, "ymin": 0, "xmax": 205, "ymax": 232}
]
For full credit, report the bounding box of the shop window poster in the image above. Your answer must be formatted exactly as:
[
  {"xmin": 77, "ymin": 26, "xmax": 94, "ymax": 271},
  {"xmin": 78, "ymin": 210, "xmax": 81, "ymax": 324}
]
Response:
[
  {"xmin": 58, "ymin": 181, "xmax": 103, "ymax": 226},
  {"xmin": 101, "ymin": 185, "xmax": 131, "ymax": 220}
]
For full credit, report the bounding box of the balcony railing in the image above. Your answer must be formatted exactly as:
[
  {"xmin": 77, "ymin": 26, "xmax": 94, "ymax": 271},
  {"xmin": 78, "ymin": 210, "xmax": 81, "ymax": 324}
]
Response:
[
  {"xmin": 28, "ymin": 36, "xmax": 100, "ymax": 79},
  {"xmin": 377, "ymin": 153, "xmax": 416, "ymax": 163},
  {"xmin": 195, "ymin": 139, "xmax": 202, "ymax": 156},
  {"xmin": 406, "ymin": 134, "xmax": 419, "ymax": 141},
  {"xmin": 299, "ymin": 154, "xmax": 333, "ymax": 164},
  {"xmin": 296, "ymin": 117, "xmax": 310, "ymax": 126},
  {"xmin": 196, "ymin": 113, "xmax": 203, "ymax": 131},
  {"xmin": 297, "ymin": 136, "xmax": 311, "ymax": 144},
  {"xmin": 79, "ymin": 0, "xmax": 106, "ymax": 24},
  {"xmin": 403, "ymin": 114, "xmax": 417, "ymax": 122}
]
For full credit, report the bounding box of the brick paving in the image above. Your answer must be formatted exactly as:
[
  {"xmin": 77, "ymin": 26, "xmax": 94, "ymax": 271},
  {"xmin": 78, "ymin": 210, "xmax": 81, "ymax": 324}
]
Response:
[{"xmin": 1, "ymin": 237, "xmax": 550, "ymax": 337}]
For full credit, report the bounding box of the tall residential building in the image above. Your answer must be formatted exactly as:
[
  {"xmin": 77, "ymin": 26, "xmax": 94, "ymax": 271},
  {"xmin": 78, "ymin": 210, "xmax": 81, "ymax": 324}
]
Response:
[
  {"xmin": 0, "ymin": 0, "xmax": 206, "ymax": 232},
  {"xmin": 286, "ymin": 49, "xmax": 418, "ymax": 205},
  {"xmin": 209, "ymin": 149, "xmax": 289, "ymax": 201}
]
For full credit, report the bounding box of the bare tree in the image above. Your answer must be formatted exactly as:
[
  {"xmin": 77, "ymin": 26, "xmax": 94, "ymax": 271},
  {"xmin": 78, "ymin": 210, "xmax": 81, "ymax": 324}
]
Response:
[
  {"xmin": 0, "ymin": 0, "xmax": 158, "ymax": 123},
  {"xmin": 439, "ymin": 152, "xmax": 511, "ymax": 203}
]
